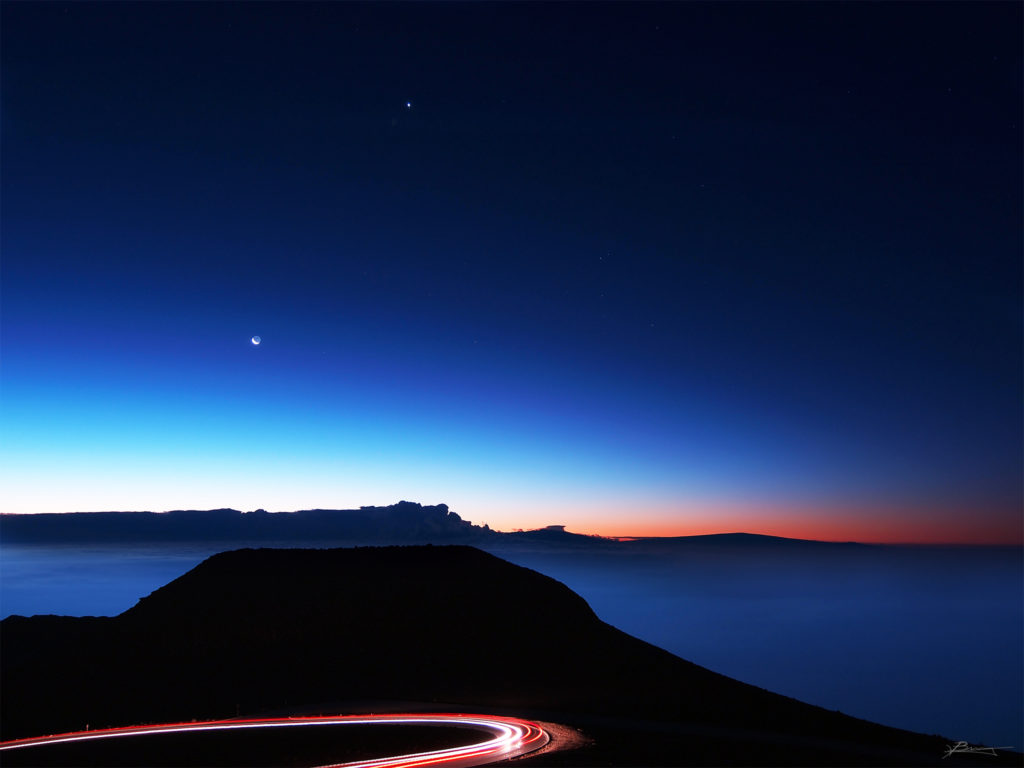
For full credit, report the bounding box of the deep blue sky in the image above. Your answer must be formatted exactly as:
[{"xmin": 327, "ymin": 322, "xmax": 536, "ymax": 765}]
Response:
[{"xmin": 2, "ymin": 2, "xmax": 1020, "ymax": 541}]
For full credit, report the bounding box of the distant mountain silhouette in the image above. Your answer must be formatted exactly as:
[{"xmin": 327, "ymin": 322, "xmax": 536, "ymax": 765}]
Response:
[
  {"xmin": 614, "ymin": 531, "xmax": 873, "ymax": 555},
  {"xmin": 0, "ymin": 502, "xmax": 492, "ymax": 545},
  {"xmin": 2, "ymin": 546, "xmax": 1013, "ymax": 766},
  {"xmin": 0, "ymin": 502, "xmax": 872, "ymax": 552}
]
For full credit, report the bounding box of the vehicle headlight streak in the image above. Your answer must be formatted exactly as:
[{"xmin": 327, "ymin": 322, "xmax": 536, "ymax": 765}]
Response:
[{"xmin": 0, "ymin": 714, "xmax": 550, "ymax": 768}]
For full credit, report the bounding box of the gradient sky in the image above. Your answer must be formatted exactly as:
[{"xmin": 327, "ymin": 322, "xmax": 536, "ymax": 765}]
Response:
[{"xmin": 1, "ymin": 2, "xmax": 1021, "ymax": 543}]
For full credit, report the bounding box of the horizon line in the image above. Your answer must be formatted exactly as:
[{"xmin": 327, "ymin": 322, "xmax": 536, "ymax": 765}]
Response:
[{"xmin": 1, "ymin": 508, "xmax": 1021, "ymax": 547}]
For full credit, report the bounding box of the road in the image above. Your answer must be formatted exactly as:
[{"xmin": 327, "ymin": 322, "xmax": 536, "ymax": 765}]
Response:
[{"xmin": 0, "ymin": 713, "xmax": 550, "ymax": 768}]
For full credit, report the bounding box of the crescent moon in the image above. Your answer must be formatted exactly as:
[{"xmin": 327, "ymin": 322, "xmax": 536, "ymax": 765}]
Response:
[{"xmin": 251, "ymin": 336, "xmax": 261, "ymax": 345}]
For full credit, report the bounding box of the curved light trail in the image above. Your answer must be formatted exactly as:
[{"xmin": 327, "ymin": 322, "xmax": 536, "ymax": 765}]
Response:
[{"xmin": 0, "ymin": 714, "xmax": 550, "ymax": 768}]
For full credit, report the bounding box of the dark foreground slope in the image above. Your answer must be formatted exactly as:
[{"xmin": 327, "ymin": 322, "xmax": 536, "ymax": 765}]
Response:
[{"xmin": 1, "ymin": 547, "xmax": 1015, "ymax": 766}]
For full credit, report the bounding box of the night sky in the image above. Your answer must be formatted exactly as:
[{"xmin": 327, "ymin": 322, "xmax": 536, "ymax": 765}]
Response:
[{"xmin": 2, "ymin": 2, "xmax": 1020, "ymax": 543}]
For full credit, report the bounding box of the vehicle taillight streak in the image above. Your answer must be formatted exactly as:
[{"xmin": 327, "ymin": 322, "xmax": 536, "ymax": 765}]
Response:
[{"xmin": 0, "ymin": 714, "xmax": 550, "ymax": 768}]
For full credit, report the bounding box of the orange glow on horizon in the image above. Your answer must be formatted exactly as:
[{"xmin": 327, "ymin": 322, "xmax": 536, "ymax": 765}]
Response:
[{"xmin": 476, "ymin": 499, "xmax": 1024, "ymax": 546}]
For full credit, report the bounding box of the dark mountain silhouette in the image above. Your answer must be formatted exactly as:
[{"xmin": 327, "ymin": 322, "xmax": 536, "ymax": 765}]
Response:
[
  {"xmin": 1, "ymin": 546, "xmax": 1014, "ymax": 766},
  {"xmin": 0, "ymin": 502, "xmax": 874, "ymax": 554},
  {"xmin": 0, "ymin": 502, "xmax": 491, "ymax": 546},
  {"xmin": 623, "ymin": 531, "xmax": 869, "ymax": 548}
]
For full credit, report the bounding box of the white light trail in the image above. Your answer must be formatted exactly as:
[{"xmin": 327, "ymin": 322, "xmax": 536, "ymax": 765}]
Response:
[{"xmin": 0, "ymin": 713, "xmax": 550, "ymax": 768}]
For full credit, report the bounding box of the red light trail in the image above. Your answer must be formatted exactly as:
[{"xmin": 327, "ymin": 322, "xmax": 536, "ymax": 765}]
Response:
[{"xmin": 0, "ymin": 714, "xmax": 550, "ymax": 768}]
